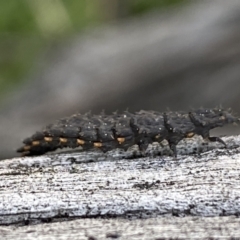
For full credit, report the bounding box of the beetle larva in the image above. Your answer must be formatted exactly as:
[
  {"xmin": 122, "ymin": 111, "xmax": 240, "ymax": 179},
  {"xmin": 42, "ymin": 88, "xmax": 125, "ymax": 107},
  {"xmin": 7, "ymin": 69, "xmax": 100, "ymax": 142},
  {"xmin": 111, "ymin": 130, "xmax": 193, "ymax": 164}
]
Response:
[{"xmin": 17, "ymin": 108, "xmax": 239, "ymax": 157}]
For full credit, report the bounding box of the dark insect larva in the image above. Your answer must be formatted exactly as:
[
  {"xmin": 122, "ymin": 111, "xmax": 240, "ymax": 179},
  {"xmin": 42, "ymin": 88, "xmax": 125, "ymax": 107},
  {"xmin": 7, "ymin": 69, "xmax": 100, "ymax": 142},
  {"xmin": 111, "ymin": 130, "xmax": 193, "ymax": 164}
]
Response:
[{"xmin": 17, "ymin": 108, "xmax": 239, "ymax": 157}]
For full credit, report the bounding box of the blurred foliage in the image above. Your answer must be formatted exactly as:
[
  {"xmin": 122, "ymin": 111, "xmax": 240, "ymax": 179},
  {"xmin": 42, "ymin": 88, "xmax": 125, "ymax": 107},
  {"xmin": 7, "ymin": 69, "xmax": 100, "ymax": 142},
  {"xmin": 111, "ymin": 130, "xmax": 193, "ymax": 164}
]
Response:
[
  {"xmin": 129, "ymin": 0, "xmax": 187, "ymax": 14},
  {"xmin": 0, "ymin": 0, "xmax": 187, "ymax": 100}
]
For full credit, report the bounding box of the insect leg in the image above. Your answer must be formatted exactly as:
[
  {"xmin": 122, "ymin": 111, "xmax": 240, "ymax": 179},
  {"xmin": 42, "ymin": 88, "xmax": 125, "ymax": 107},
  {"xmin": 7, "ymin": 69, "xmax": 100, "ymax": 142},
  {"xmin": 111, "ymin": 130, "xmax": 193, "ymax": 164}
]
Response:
[
  {"xmin": 189, "ymin": 112, "xmax": 227, "ymax": 147},
  {"xmin": 163, "ymin": 113, "xmax": 180, "ymax": 157},
  {"xmin": 208, "ymin": 136, "xmax": 227, "ymax": 147}
]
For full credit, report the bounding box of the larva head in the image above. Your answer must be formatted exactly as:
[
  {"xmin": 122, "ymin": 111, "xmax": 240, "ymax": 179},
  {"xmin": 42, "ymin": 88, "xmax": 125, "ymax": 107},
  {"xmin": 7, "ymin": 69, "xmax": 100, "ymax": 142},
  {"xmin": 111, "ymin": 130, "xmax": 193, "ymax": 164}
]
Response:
[
  {"xmin": 204, "ymin": 108, "xmax": 239, "ymax": 126},
  {"xmin": 218, "ymin": 108, "xmax": 239, "ymax": 124},
  {"xmin": 193, "ymin": 108, "xmax": 239, "ymax": 129}
]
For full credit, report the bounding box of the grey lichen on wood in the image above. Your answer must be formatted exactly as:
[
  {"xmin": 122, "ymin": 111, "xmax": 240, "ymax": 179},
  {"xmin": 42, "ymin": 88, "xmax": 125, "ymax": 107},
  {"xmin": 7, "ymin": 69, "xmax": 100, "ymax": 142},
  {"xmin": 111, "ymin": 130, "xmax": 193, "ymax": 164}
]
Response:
[
  {"xmin": 2, "ymin": 216, "xmax": 240, "ymax": 239},
  {"xmin": 0, "ymin": 135, "xmax": 240, "ymax": 227}
]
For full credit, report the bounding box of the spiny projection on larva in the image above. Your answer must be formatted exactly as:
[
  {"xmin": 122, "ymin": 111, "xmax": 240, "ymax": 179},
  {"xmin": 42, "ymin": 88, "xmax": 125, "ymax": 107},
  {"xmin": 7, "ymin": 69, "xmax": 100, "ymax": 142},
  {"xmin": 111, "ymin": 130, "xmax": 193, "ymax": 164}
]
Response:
[{"xmin": 17, "ymin": 108, "xmax": 239, "ymax": 157}]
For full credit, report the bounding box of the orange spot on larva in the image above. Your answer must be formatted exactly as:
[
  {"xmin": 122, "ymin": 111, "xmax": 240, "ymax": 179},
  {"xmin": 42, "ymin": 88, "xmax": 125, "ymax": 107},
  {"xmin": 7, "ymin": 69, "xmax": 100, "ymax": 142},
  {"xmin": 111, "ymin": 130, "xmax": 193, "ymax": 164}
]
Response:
[
  {"xmin": 60, "ymin": 138, "xmax": 68, "ymax": 143},
  {"xmin": 186, "ymin": 132, "xmax": 195, "ymax": 138},
  {"xmin": 155, "ymin": 134, "xmax": 161, "ymax": 139},
  {"xmin": 117, "ymin": 137, "xmax": 125, "ymax": 144},
  {"xmin": 44, "ymin": 137, "xmax": 53, "ymax": 142},
  {"xmin": 24, "ymin": 145, "xmax": 31, "ymax": 151},
  {"xmin": 77, "ymin": 139, "xmax": 85, "ymax": 145},
  {"xmin": 94, "ymin": 142, "xmax": 102, "ymax": 148},
  {"xmin": 220, "ymin": 116, "xmax": 226, "ymax": 121},
  {"xmin": 32, "ymin": 141, "xmax": 40, "ymax": 146}
]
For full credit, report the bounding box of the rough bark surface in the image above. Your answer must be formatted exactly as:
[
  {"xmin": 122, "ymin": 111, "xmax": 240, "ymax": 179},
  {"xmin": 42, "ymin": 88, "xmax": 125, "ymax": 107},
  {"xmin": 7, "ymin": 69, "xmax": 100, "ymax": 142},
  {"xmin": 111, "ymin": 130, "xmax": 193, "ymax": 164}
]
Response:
[
  {"xmin": 0, "ymin": 135, "xmax": 240, "ymax": 239},
  {"xmin": 1, "ymin": 217, "xmax": 240, "ymax": 240}
]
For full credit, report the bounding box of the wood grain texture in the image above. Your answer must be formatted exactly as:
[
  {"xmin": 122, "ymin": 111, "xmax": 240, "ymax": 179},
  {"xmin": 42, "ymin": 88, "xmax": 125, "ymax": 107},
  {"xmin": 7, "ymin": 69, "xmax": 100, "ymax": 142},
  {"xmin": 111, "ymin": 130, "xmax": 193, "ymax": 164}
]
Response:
[
  {"xmin": 1, "ymin": 216, "xmax": 240, "ymax": 239},
  {"xmin": 1, "ymin": 135, "xmax": 240, "ymax": 238}
]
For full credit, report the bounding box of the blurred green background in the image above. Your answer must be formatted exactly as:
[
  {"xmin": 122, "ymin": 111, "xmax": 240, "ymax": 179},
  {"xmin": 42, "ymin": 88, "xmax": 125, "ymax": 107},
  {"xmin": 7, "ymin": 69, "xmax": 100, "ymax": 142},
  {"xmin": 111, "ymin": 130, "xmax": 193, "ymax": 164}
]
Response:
[{"xmin": 0, "ymin": 0, "xmax": 186, "ymax": 103}]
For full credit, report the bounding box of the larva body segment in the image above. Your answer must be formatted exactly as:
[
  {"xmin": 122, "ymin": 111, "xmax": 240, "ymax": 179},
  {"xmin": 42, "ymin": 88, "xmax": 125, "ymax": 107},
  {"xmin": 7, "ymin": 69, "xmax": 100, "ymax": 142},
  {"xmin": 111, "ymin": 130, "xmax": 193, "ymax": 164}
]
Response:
[{"xmin": 17, "ymin": 108, "xmax": 239, "ymax": 156}]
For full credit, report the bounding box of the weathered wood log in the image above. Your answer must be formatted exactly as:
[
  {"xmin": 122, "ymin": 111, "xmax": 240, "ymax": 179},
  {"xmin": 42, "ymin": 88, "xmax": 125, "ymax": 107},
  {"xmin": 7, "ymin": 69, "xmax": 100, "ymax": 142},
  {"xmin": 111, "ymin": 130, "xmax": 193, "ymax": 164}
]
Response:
[
  {"xmin": 1, "ymin": 216, "xmax": 240, "ymax": 239},
  {"xmin": 0, "ymin": 135, "xmax": 240, "ymax": 227}
]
